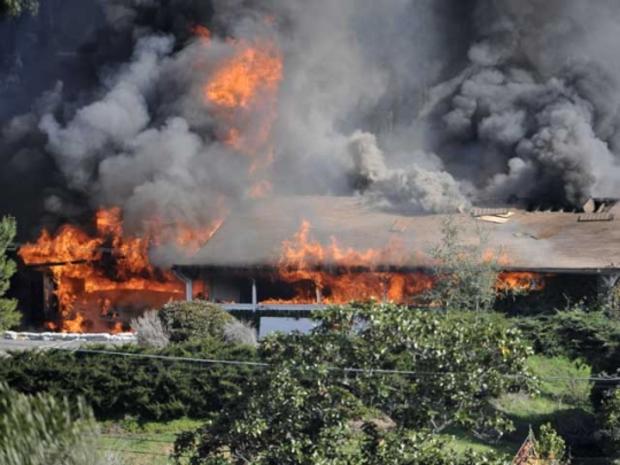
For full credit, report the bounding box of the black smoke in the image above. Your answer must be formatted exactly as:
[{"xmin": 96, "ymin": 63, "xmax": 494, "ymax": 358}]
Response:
[{"xmin": 1, "ymin": 0, "xmax": 619, "ymax": 247}]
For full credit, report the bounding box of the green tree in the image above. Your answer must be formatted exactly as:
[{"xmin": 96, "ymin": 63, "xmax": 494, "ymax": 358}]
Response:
[
  {"xmin": 425, "ymin": 218, "xmax": 500, "ymax": 312},
  {"xmin": 263, "ymin": 303, "xmax": 534, "ymax": 436},
  {"xmin": 0, "ymin": 216, "xmax": 20, "ymax": 330},
  {"xmin": 536, "ymin": 423, "xmax": 568, "ymax": 465},
  {"xmin": 0, "ymin": 382, "xmax": 121, "ymax": 465},
  {"xmin": 0, "ymin": 0, "xmax": 38, "ymax": 16},
  {"xmin": 174, "ymin": 303, "xmax": 533, "ymax": 464}
]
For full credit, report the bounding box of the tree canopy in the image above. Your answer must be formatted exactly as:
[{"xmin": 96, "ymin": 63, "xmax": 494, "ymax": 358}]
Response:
[
  {"xmin": 0, "ymin": 216, "xmax": 19, "ymax": 330},
  {"xmin": 174, "ymin": 303, "xmax": 534, "ymax": 464},
  {"xmin": 0, "ymin": 0, "xmax": 38, "ymax": 17}
]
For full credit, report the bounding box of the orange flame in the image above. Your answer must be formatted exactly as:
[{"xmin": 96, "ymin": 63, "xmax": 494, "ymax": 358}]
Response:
[
  {"xmin": 497, "ymin": 272, "xmax": 546, "ymax": 292},
  {"xmin": 205, "ymin": 40, "xmax": 282, "ymax": 110},
  {"xmin": 19, "ymin": 208, "xmax": 190, "ymax": 333},
  {"xmin": 199, "ymin": 29, "xmax": 283, "ymax": 197},
  {"xmin": 192, "ymin": 25, "xmax": 212, "ymax": 42},
  {"xmin": 267, "ymin": 220, "xmax": 434, "ymax": 305}
]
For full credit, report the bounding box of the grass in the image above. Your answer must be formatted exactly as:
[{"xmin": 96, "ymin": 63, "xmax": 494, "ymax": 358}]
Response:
[
  {"xmin": 99, "ymin": 418, "xmax": 202, "ymax": 465},
  {"xmin": 442, "ymin": 355, "xmax": 596, "ymax": 461}
]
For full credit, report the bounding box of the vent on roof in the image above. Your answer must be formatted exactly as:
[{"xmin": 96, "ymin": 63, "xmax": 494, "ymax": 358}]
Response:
[
  {"xmin": 582, "ymin": 198, "xmax": 619, "ymax": 214},
  {"xmin": 470, "ymin": 208, "xmax": 510, "ymax": 217},
  {"xmin": 578, "ymin": 213, "xmax": 615, "ymax": 223}
]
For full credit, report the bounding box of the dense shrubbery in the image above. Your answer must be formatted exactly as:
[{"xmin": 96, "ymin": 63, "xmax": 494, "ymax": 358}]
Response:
[
  {"xmin": 1, "ymin": 301, "xmax": 258, "ymax": 422},
  {"xmin": 515, "ymin": 308, "xmax": 620, "ymax": 407},
  {"xmin": 515, "ymin": 308, "xmax": 620, "ymax": 362},
  {"xmin": 263, "ymin": 303, "xmax": 533, "ymax": 435},
  {"xmin": 0, "ymin": 338, "xmax": 257, "ymax": 421},
  {"xmin": 599, "ymin": 388, "xmax": 620, "ymax": 460}
]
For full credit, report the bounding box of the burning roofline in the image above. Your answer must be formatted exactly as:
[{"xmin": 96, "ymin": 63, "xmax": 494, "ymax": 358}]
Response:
[{"xmin": 172, "ymin": 264, "xmax": 620, "ymax": 276}]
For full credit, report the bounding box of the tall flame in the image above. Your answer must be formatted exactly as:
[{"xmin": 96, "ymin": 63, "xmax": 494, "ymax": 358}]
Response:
[{"xmin": 198, "ymin": 26, "xmax": 283, "ymax": 196}]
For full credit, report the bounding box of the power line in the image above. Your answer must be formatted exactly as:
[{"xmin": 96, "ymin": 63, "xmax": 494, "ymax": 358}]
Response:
[{"xmin": 53, "ymin": 347, "xmax": 620, "ymax": 383}]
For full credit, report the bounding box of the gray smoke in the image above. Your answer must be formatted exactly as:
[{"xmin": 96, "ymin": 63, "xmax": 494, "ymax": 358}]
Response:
[
  {"xmin": 426, "ymin": 0, "xmax": 620, "ymax": 208},
  {"xmin": 348, "ymin": 131, "xmax": 468, "ymax": 214},
  {"xmin": 2, "ymin": 0, "xmax": 620, "ymax": 251}
]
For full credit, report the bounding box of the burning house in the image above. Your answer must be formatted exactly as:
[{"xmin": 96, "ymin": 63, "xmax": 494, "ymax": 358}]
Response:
[
  {"xmin": 3, "ymin": 1, "xmax": 620, "ymax": 332},
  {"xmin": 14, "ymin": 195, "xmax": 620, "ymax": 332},
  {"xmin": 171, "ymin": 196, "xmax": 620, "ymax": 313}
]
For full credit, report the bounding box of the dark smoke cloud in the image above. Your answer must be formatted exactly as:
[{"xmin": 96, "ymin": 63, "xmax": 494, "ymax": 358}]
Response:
[{"xmin": 1, "ymin": 0, "xmax": 620, "ymax": 250}]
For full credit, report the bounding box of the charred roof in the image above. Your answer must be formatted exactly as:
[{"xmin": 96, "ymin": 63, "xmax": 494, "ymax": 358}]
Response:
[{"xmin": 173, "ymin": 196, "xmax": 620, "ymax": 274}]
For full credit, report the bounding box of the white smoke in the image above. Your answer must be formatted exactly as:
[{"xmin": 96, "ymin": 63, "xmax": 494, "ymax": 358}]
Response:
[{"xmin": 348, "ymin": 131, "xmax": 468, "ymax": 214}]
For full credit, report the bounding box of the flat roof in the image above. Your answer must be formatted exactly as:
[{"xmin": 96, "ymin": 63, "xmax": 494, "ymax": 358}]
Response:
[{"xmin": 172, "ymin": 196, "xmax": 620, "ymax": 273}]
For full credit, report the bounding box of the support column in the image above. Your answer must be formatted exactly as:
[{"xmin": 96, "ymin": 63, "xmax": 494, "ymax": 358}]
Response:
[
  {"xmin": 252, "ymin": 279, "xmax": 257, "ymax": 312},
  {"xmin": 598, "ymin": 273, "xmax": 620, "ymax": 312},
  {"xmin": 173, "ymin": 269, "xmax": 193, "ymax": 302}
]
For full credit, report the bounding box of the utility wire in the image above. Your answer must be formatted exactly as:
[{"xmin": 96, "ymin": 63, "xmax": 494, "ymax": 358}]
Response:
[{"xmin": 52, "ymin": 347, "xmax": 620, "ymax": 382}]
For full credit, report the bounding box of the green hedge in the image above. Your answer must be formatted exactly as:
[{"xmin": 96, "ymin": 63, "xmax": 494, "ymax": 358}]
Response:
[
  {"xmin": 515, "ymin": 309, "xmax": 620, "ymax": 409},
  {"xmin": 0, "ymin": 338, "xmax": 257, "ymax": 421}
]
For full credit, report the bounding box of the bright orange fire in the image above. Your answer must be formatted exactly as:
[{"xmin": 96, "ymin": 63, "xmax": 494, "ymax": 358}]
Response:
[
  {"xmin": 265, "ymin": 220, "xmax": 434, "ymax": 305},
  {"xmin": 198, "ymin": 26, "xmax": 283, "ymax": 198},
  {"xmin": 205, "ymin": 41, "xmax": 282, "ymax": 110},
  {"xmin": 19, "ymin": 208, "xmax": 187, "ymax": 333},
  {"xmin": 266, "ymin": 221, "xmax": 548, "ymax": 305},
  {"xmin": 497, "ymin": 272, "xmax": 546, "ymax": 292}
]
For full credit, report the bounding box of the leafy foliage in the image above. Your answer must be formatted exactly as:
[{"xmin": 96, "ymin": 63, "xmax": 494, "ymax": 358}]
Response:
[
  {"xmin": 174, "ymin": 303, "xmax": 533, "ymax": 464},
  {"xmin": 0, "ymin": 338, "xmax": 257, "ymax": 422},
  {"xmin": 516, "ymin": 308, "xmax": 620, "ymax": 362},
  {"xmin": 599, "ymin": 388, "xmax": 620, "ymax": 459},
  {"xmin": 159, "ymin": 300, "xmax": 233, "ymax": 343},
  {"xmin": 173, "ymin": 363, "xmax": 504, "ymax": 465},
  {"xmin": 265, "ymin": 303, "xmax": 534, "ymax": 435},
  {"xmin": 536, "ymin": 423, "xmax": 568, "ymax": 464},
  {"xmin": 0, "ymin": 382, "xmax": 120, "ymax": 465},
  {"xmin": 515, "ymin": 308, "xmax": 620, "ymax": 409},
  {"xmin": 0, "ymin": 0, "xmax": 38, "ymax": 16},
  {"xmin": 425, "ymin": 218, "xmax": 500, "ymax": 312},
  {"xmin": 0, "ymin": 216, "xmax": 20, "ymax": 330}
]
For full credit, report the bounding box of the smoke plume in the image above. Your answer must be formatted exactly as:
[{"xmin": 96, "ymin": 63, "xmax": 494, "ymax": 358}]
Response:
[{"xmin": 1, "ymin": 0, "xmax": 620, "ymax": 251}]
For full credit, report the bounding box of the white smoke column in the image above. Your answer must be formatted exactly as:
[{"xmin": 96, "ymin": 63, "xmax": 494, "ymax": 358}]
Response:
[{"xmin": 348, "ymin": 131, "xmax": 468, "ymax": 213}]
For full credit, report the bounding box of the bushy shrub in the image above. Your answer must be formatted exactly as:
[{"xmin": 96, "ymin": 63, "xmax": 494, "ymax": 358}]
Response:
[
  {"xmin": 536, "ymin": 423, "xmax": 569, "ymax": 464},
  {"xmin": 158, "ymin": 300, "xmax": 232, "ymax": 343},
  {"xmin": 599, "ymin": 388, "xmax": 620, "ymax": 459},
  {"xmin": 261, "ymin": 303, "xmax": 534, "ymax": 436},
  {"xmin": 223, "ymin": 318, "xmax": 258, "ymax": 347},
  {"xmin": 0, "ymin": 383, "xmax": 121, "ymax": 465},
  {"xmin": 516, "ymin": 308, "xmax": 620, "ymax": 362},
  {"xmin": 0, "ymin": 338, "xmax": 257, "ymax": 422},
  {"xmin": 131, "ymin": 310, "xmax": 170, "ymax": 348}
]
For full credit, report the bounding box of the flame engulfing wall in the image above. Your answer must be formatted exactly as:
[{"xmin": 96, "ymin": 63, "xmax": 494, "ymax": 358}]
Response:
[
  {"xmin": 2, "ymin": 0, "xmax": 619, "ymax": 329},
  {"xmin": 18, "ymin": 208, "xmax": 185, "ymax": 332}
]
